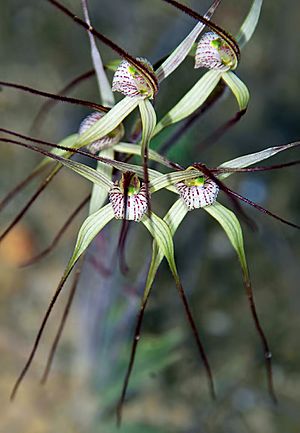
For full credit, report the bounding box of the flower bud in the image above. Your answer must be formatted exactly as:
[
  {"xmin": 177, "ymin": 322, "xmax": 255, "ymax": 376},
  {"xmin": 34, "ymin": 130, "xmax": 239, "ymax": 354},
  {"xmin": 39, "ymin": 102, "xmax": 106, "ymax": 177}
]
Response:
[{"xmin": 79, "ymin": 111, "xmax": 124, "ymax": 154}]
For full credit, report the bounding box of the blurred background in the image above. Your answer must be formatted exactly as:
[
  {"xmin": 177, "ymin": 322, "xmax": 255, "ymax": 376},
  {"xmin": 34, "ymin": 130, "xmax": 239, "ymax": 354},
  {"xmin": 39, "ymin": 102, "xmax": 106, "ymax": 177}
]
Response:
[{"xmin": 0, "ymin": 0, "xmax": 300, "ymax": 432}]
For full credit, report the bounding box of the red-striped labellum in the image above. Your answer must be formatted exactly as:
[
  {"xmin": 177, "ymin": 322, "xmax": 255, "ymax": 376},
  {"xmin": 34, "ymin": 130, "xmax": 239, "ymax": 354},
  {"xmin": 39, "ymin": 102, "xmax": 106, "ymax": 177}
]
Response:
[
  {"xmin": 112, "ymin": 58, "xmax": 156, "ymax": 98},
  {"xmin": 109, "ymin": 172, "xmax": 149, "ymax": 221},
  {"xmin": 176, "ymin": 171, "xmax": 219, "ymax": 210}
]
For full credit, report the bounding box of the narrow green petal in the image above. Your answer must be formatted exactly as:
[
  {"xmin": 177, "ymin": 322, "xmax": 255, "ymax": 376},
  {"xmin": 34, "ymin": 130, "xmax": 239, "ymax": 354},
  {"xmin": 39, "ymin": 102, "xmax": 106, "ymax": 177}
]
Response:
[
  {"xmin": 204, "ymin": 201, "xmax": 248, "ymax": 276},
  {"xmin": 89, "ymin": 148, "xmax": 113, "ymax": 214},
  {"xmin": 138, "ymin": 99, "xmax": 157, "ymax": 160},
  {"xmin": 58, "ymin": 204, "xmax": 114, "ymax": 291},
  {"xmin": 222, "ymin": 71, "xmax": 250, "ymax": 111},
  {"xmin": 236, "ymin": 0, "xmax": 263, "ymax": 49},
  {"xmin": 156, "ymin": 0, "xmax": 221, "ymax": 82},
  {"xmin": 153, "ymin": 70, "xmax": 222, "ymax": 137},
  {"xmin": 142, "ymin": 212, "xmax": 181, "ymax": 286},
  {"xmin": 76, "ymin": 96, "xmax": 141, "ymax": 148},
  {"xmin": 218, "ymin": 141, "xmax": 300, "ymax": 180},
  {"xmin": 81, "ymin": 0, "xmax": 114, "ymax": 107},
  {"xmin": 37, "ymin": 134, "xmax": 78, "ymax": 169},
  {"xmin": 37, "ymin": 148, "xmax": 113, "ymax": 191},
  {"xmin": 114, "ymin": 142, "xmax": 174, "ymax": 168},
  {"xmin": 143, "ymin": 200, "xmax": 188, "ymax": 300}
]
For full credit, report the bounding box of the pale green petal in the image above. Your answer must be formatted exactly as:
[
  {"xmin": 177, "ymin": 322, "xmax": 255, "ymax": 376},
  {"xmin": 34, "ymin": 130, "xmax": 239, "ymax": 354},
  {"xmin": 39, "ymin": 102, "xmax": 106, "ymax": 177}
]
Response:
[
  {"xmin": 236, "ymin": 0, "xmax": 263, "ymax": 49},
  {"xmin": 222, "ymin": 71, "xmax": 250, "ymax": 111},
  {"xmin": 142, "ymin": 212, "xmax": 181, "ymax": 286},
  {"xmin": 37, "ymin": 134, "xmax": 78, "ymax": 169},
  {"xmin": 76, "ymin": 96, "xmax": 141, "ymax": 148},
  {"xmin": 138, "ymin": 99, "xmax": 157, "ymax": 162},
  {"xmin": 59, "ymin": 204, "xmax": 115, "ymax": 288},
  {"xmin": 143, "ymin": 200, "xmax": 188, "ymax": 301},
  {"xmin": 204, "ymin": 201, "xmax": 248, "ymax": 277},
  {"xmin": 153, "ymin": 70, "xmax": 222, "ymax": 137},
  {"xmin": 81, "ymin": 0, "xmax": 114, "ymax": 107},
  {"xmin": 156, "ymin": 0, "xmax": 221, "ymax": 82},
  {"xmin": 218, "ymin": 141, "xmax": 300, "ymax": 180},
  {"xmin": 89, "ymin": 147, "xmax": 114, "ymax": 214},
  {"xmin": 114, "ymin": 142, "xmax": 174, "ymax": 168}
]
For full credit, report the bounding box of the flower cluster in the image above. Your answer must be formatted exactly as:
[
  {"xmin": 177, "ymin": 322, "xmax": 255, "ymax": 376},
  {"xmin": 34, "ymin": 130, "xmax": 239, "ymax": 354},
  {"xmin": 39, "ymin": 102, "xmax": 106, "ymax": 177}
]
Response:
[{"xmin": 1, "ymin": 0, "xmax": 299, "ymax": 426}]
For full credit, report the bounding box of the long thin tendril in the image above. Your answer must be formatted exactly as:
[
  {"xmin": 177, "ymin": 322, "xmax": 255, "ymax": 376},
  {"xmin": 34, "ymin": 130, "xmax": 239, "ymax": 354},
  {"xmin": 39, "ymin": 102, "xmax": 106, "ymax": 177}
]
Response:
[
  {"xmin": 40, "ymin": 256, "xmax": 85, "ymax": 384},
  {"xmin": 117, "ymin": 279, "xmax": 216, "ymax": 425},
  {"xmin": 21, "ymin": 195, "xmax": 90, "ymax": 267},
  {"xmin": 0, "ymin": 165, "xmax": 61, "ymax": 243},
  {"xmin": 10, "ymin": 261, "xmax": 76, "ymax": 400},
  {"xmin": 0, "ymin": 166, "xmax": 46, "ymax": 213},
  {"xmin": 46, "ymin": 0, "xmax": 159, "ymax": 95},
  {"xmin": 0, "ymin": 81, "xmax": 107, "ymax": 112},
  {"xmin": 30, "ymin": 69, "xmax": 96, "ymax": 134}
]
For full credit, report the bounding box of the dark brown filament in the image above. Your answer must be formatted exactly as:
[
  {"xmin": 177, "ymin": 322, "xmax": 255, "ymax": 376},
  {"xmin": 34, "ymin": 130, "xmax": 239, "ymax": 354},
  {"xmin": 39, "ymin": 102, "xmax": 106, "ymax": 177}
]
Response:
[
  {"xmin": 21, "ymin": 195, "xmax": 90, "ymax": 267},
  {"xmin": 0, "ymin": 165, "xmax": 45, "ymax": 213},
  {"xmin": 197, "ymin": 109, "xmax": 246, "ymax": 152},
  {"xmin": 117, "ymin": 296, "xmax": 150, "ymax": 426},
  {"xmin": 41, "ymin": 256, "xmax": 85, "ymax": 384},
  {"xmin": 46, "ymin": 0, "xmax": 159, "ymax": 95},
  {"xmin": 30, "ymin": 69, "xmax": 96, "ymax": 135},
  {"xmin": 117, "ymin": 219, "xmax": 131, "ymax": 275},
  {"xmin": 0, "ymin": 80, "xmax": 107, "ymax": 112},
  {"xmin": 0, "ymin": 164, "xmax": 61, "ymax": 243},
  {"xmin": 10, "ymin": 253, "xmax": 79, "ymax": 400},
  {"xmin": 117, "ymin": 280, "xmax": 216, "ymax": 425},
  {"xmin": 161, "ymin": 0, "xmax": 240, "ymax": 62}
]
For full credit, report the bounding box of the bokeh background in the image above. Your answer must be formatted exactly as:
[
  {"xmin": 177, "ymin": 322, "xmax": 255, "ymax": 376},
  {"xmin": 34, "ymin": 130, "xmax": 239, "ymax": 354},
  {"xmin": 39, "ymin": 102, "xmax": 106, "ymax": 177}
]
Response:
[{"xmin": 0, "ymin": 1, "xmax": 300, "ymax": 432}]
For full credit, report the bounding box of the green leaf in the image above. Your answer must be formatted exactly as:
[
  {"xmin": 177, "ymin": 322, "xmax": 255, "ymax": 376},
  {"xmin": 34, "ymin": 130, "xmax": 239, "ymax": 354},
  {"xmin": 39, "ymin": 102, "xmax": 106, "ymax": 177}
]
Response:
[
  {"xmin": 89, "ymin": 147, "xmax": 113, "ymax": 214},
  {"xmin": 204, "ymin": 201, "xmax": 248, "ymax": 277},
  {"xmin": 156, "ymin": 0, "xmax": 221, "ymax": 82},
  {"xmin": 222, "ymin": 71, "xmax": 250, "ymax": 111},
  {"xmin": 218, "ymin": 141, "xmax": 300, "ymax": 180},
  {"xmin": 153, "ymin": 70, "xmax": 222, "ymax": 137},
  {"xmin": 76, "ymin": 96, "xmax": 141, "ymax": 148},
  {"xmin": 236, "ymin": 0, "xmax": 263, "ymax": 49}
]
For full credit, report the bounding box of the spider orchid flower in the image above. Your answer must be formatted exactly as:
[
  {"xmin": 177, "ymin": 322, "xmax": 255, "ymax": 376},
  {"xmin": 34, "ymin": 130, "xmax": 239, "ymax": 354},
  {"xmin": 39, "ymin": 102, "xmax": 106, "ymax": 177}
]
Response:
[{"xmin": 153, "ymin": 0, "xmax": 263, "ymax": 137}]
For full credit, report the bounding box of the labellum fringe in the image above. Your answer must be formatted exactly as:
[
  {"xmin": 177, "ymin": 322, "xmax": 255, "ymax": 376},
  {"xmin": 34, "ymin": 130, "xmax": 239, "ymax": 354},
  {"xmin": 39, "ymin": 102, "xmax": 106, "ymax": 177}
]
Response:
[
  {"xmin": 109, "ymin": 173, "xmax": 149, "ymax": 221},
  {"xmin": 195, "ymin": 32, "xmax": 237, "ymax": 71},
  {"xmin": 112, "ymin": 58, "xmax": 157, "ymax": 98},
  {"xmin": 79, "ymin": 111, "xmax": 124, "ymax": 153},
  {"xmin": 176, "ymin": 174, "xmax": 219, "ymax": 210}
]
